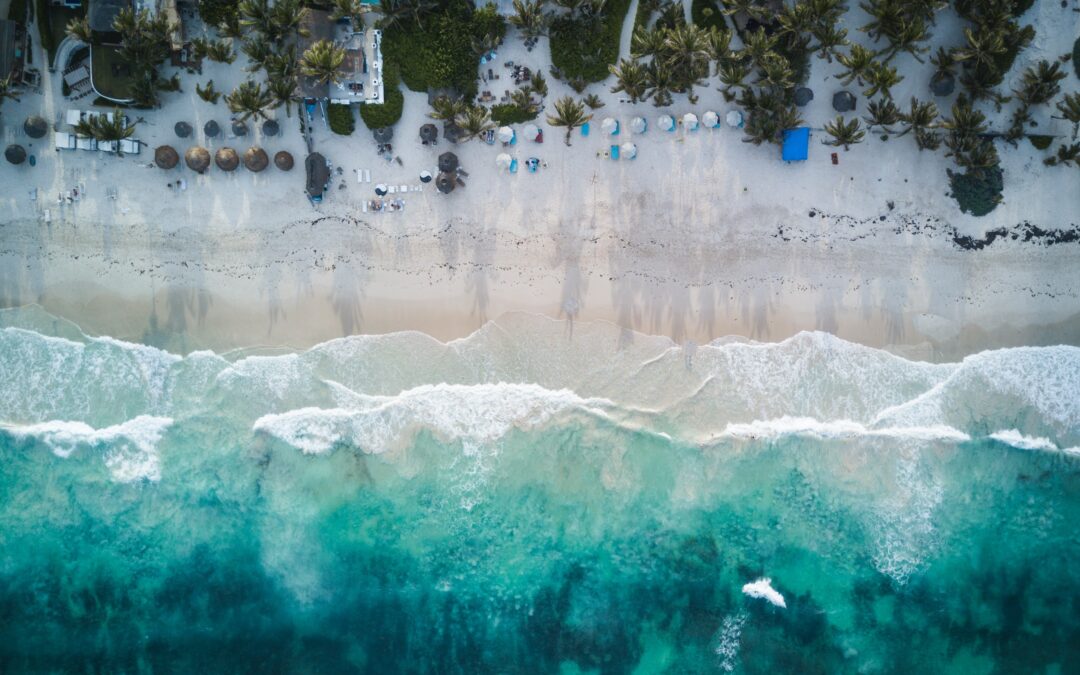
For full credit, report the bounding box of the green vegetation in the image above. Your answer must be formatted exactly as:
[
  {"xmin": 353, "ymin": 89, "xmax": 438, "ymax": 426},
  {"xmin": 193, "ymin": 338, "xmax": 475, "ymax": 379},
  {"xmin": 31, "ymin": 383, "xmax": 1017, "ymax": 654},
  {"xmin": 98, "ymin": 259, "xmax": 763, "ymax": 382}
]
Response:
[
  {"xmin": 549, "ymin": 0, "xmax": 631, "ymax": 84},
  {"xmin": 1073, "ymin": 37, "xmax": 1080, "ymax": 79},
  {"xmin": 328, "ymin": 103, "xmax": 356, "ymax": 135},
  {"xmin": 72, "ymin": 107, "xmax": 138, "ymax": 155},
  {"xmin": 948, "ymin": 166, "xmax": 1003, "ymax": 216},
  {"xmin": 90, "ymin": 45, "xmax": 136, "ymax": 101},
  {"xmin": 546, "ymin": 95, "xmax": 591, "ymax": 145},
  {"xmin": 39, "ymin": 0, "xmax": 83, "ymax": 63},
  {"xmin": 359, "ymin": 66, "xmax": 404, "ymax": 129},
  {"xmin": 198, "ymin": 0, "xmax": 240, "ymax": 29},
  {"xmin": 490, "ymin": 102, "xmax": 537, "ymax": 125},
  {"xmin": 196, "ymin": 80, "xmax": 221, "ymax": 104},
  {"xmin": 691, "ymin": 0, "xmax": 726, "ymax": 33},
  {"xmin": 1027, "ymin": 135, "xmax": 1052, "ymax": 150},
  {"xmin": 6, "ymin": 0, "xmax": 27, "ymax": 23}
]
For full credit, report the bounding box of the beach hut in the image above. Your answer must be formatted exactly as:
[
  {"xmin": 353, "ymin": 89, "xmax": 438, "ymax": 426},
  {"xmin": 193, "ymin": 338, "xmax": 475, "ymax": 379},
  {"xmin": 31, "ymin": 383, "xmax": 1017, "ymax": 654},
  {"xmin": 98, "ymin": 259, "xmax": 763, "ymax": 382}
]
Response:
[
  {"xmin": 215, "ymin": 147, "xmax": 239, "ymax": 171},
  {"xmin": 794, "ymin": 87, "xmax": 814, "ymax": 107},
  {"xmin": 630, "ymin": 116, "xmax": 647, "ymax": 134},
  {"xmin": 497, "ymin": 126, "xmax": 515, "ymax": 144},
  {"xmin": 521, "ymin": 123, "xmax": 540, "ymax": 141},
  {"xmin": 419, "ymin": 123, "xmax": 438, "ymax": 143},
  {"xmin": 438, "ymin": 151, "xmax": 459, "ymax": 173},
  {"xmin": 832, "ymin": 91, "xmax": 856, "ymax": 112},
  {"xmin": 232, "ymin": 120, "xmax": 248, "ymax": 137},
  {"xmin": 155, "ymin": 145, "xmax": 179, "ymax": 169},
  {"xmin": 419, "ymin": 170, "xmax": 432, "ymax": 183},
  {"xmin": 601, "ymin": 117, "xmax": 619, "ymax": 135},
  {"xmin": 274, "ymin": 150, "xmax": 294, "ymax": 171},
  {"xmin": 658, "ymin": 114, "xmax": 675, "ymax": 132},
  {"xmin": 243, "ymin": 147, "xmax": 269, "ymax": 172},
  {"xmin": 373, "ymin": 127, "xmax": 393, "ymax": 143},
  {"xmin": 262, "ymin": 119, "xmax": 280, "ymax": 137},
  {"xmin": 726, "ymin": 110, "xmax": 744, "ymax": 128},
  {"xmin": 620, "ymin": 142, "xmax": 637, "ymax": 159},
  {"xmin": 5, "ymin": 144, "xmax": 26, "ymax": 165},
  {"xmin": 683, "ymin": 113, "xmax": 699, "ymax": 131},
  {"xmin": 204, "ymin": 120, "xmax": 221, "ymax": 138},
  {"xmin": 435, "ymin": 171, "xmax": 456, "ymax": 194},
  {"xmin": 495, "ymin": 153, "xmax": 513, "ymax": 170},
  {"xmin": 185, "ymin": 146, "xmax": 211, "ymax": 173},
  {"xmin": 306, "ymin": 152, "xmax": 331, "ymax": 202},
  {"xmin": 702, "ymin": 111, "xmax": 719, "ymax": 129},
  {"xmin": 781, "ymin": 128, "xmax": 810, "ymax": 161},
  {"xmin": 175, "ymin": 121, "xmax": 192, "ymax": 138},
  {"xmin": 24, "ymin": 116, "xmax": 48, "ymax": 139}
]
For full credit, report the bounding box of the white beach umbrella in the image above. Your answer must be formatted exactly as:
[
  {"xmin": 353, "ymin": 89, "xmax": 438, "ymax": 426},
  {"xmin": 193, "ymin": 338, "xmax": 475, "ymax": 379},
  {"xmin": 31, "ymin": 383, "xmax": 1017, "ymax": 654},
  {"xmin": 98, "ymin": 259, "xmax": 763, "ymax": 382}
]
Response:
[
  {"xmin": 726, "ymin": 110, "xmax": 744, "ymax": 128},
  {"xmin": 658, "ymin": 114, "xmax": 675, "ymax": 131},
  {"xmin": 683, "ymin": 113, "xmax": 699, "ymax": 130},
  {"xmin": 702, "ymin": 111, "xmax": 719, "ymax": 128},
  {"xmin": 522, "ymin": 123, "xmax": 540, "ymax": 141},
  {"xmin": 630, "ymin": 116, "xmax": 647, "ymax": 134},
  {"xmin": 495, "ymin": 153, "xmax": 513, "ymax": 169},
  {"xmin": 620, "ymin": 142, "xmax": 637, "ymax": 159},
  {"xmin": 601, "ymin": 117, "xmax": 618, "ymax": 135},
  {"xmin": 497, "ymin": 126, "xmax": 514, "ymax": 143}
]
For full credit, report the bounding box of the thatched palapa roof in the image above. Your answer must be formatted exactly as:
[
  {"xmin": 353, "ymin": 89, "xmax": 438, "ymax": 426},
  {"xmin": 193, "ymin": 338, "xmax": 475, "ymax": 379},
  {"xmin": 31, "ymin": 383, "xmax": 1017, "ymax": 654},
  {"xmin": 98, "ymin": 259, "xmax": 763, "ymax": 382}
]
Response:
[
  {"xmin": 185, "ymin": 146, "xmax": 210, "ymax": 172},
  {"xmin": 215, "ymin": 147, "xmax": 239, "ymax": 171},
  {"xmin": 155, "ymin": 145, "xmax": 179, "ymax": 169},
  {"xmin": 243, "ymin": 147, "xmax": 268, "ymax": 172}
]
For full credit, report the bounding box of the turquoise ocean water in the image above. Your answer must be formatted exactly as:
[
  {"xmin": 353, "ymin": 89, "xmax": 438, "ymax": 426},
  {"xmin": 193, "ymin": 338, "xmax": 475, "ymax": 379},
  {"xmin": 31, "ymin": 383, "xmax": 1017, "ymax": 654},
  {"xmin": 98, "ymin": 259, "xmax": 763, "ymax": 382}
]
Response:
[{"xmin": 0, "ymin": 309, "xmax": 1078, "ymax": 674}]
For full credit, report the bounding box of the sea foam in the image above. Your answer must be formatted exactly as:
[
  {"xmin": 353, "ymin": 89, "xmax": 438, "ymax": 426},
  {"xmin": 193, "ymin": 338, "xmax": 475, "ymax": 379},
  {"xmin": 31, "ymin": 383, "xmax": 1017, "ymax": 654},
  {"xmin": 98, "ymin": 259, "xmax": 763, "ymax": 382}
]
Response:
[{"xmin": 742, "ymin": 578, "xmax": 786, "ymax": 608}]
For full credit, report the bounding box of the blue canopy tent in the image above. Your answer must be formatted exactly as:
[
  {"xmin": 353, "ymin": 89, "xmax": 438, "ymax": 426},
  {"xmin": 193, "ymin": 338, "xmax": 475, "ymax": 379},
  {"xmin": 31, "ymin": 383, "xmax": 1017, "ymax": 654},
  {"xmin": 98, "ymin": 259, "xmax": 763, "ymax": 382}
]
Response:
[{"xmin": 781, "ymin": 127, "xmax": 810, "ymax": 161}]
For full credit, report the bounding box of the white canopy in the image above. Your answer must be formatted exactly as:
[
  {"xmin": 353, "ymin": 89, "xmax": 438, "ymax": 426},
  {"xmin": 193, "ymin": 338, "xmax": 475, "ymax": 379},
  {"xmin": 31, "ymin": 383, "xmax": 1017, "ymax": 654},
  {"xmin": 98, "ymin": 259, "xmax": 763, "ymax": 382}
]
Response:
[
  {"xmin": 54, "ymin": 131, "xmax": 76, "ymax": 150},
  {"xmin": 658, "ymin": 114, "xmax": 675, "ymax": 131},
  {"xmin": 495, "ymin": 153, "xmax": 513, "ymax": 169},
  {"xmin": 497, "ymin": 126, "xmax": 514, "ymax": 143},
  {"xmin": 601, "ymin": 117, "xmax": 618, "ymax": 134},
  {"xmin": 521, "ymin": 123, "xmax": 540, "ymax": 141},
  {"xmin": 630, "ymin": 116, "xmax": 647, "ymax": 134},
  {"xmin": 683, "ymin": 113, "xmax": 699, "ymax": 130},
  {"xmin": 702, "ymin": 111, "xmax": 719, "ymax": 128},
  {"xmin": 726, "ymin": 110, "xmax": 744, "ymax": 128},
  {"xmin": 620, "ymin": 142, "xmax": 637, "ymax": 159}
]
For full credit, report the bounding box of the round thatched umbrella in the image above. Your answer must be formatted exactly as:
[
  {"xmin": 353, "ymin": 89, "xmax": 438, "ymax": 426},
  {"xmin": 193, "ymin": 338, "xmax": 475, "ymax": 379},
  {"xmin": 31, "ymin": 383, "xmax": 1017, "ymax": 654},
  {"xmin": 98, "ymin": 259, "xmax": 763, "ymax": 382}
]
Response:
[
  {"xmin": 155, "ymin": 145, "xmax": 179, "ymax": 169},
  {"xmin": 930, "ymin": 72, "xmax": 955, "ymax": 97},
  {"xmin": 373, "ymin": 126, "xmax": 393, "ymax": 143},
  {"xmin": 443, "ymin": 123, "xmax": 463, "ymax": 144},
  {"xmin": 232, "ymin": 120, "xmax": 248, "ymax": 137},
  {"xmin": 24, "ymin": 116, "xmax": 48, "ymax": 139},
  {"xmin": 435, "ymin": 171, "xmax": 456, "ymax": 194},
  {"xmin": 185, "ymin": 146, "xmax": 210, "ymax": 173},
  {"xmin": 794, "ymin": 87, "xmax": 814, "ymax": 107},
  {"xmin": 243, "ymin": 147, "xmax": 268, "ymax": 172},
  {"xmin": 438, "ymin": 151, "xmax": 458, "ymax": 173},
  {"xmin": 832, "ymin": 91, "xmax": 856, "ymax": 113},
  {"xmin": 274, "ymin": 150, "xmax": 294, "ymax": 171},
  {"xmin": 175, "ymin": 121, "xmax": 192, "ymax": 138},
  {"xmin": 204, "ymin": 120, "xmax": 220, "ymax": 138},
  {"xmin": 419, "ymin": 123, "xmax": 438, "ymax": 143},
  {"xmin": 262, "ymin": 119, "xmax": 280, "ymax": 137},
  {"xmin": 5, "ymin": 144, "xmax": 27, "ymax": 165},
  {"xmin": 215, "ymin": 147, "xmax": 239, "ymax": 171}
]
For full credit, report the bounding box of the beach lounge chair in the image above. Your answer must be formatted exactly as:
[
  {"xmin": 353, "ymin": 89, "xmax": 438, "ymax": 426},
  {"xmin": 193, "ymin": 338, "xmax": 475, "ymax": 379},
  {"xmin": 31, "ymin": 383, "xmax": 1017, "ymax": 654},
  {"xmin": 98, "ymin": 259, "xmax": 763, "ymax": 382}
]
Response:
[
  {"xmin": 581, "ymin": 122, "xmax": 590, "ymax": 137},
  {"xmin": 610, "ymin": 144, "xmax": 620, "ymax": 160},
  {"xmin": 509, "ymin": 158, "xmax": 518, "ymax": 173},
  {"xmin": 399, "ymin": 184, "xmax": 408, "ymax": 192}
]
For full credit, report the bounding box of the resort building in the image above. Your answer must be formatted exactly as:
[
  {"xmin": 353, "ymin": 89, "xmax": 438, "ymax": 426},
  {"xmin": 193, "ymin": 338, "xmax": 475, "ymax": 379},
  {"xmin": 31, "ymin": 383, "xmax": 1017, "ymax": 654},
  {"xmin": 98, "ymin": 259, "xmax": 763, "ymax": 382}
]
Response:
[
  {"xmin": 298, "ymin": 10, "xmax": 384, "ymax": 107},
  {"xmin": 87, "ymin": 0, "xmax": 131, "ymax": 43},
  {"xmin": 0, "ymin": 19, "xmax": 27, "ymax": 85}
]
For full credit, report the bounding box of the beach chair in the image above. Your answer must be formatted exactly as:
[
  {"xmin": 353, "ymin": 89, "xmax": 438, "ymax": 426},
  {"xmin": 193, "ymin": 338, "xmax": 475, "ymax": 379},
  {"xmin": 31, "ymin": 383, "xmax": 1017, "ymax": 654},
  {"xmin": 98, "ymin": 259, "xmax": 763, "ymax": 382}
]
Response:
[
  {"xmin": 509, "ymin": 158, "xmax": 518, "ymax": 173},
  {"xmin": 399, "ymin": 184, "xmax": 408, "ymax": 192},
  {"xmin": 610, "ymin": 145, "xmax": 620, "ymax": 160},
  {"xmin": 581, "ymin": 122, "xmax": 590, "ymax": 137},
  {"xmin": 362, "ymin": 201, "xmax": 368, "ymax": 213}
]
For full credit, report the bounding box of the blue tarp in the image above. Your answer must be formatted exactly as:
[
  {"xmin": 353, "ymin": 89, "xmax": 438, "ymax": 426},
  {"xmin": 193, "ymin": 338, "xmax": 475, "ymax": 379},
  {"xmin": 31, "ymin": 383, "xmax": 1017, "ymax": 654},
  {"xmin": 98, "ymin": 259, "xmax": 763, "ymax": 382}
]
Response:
[{"xmin": 781, "ymin": 127, "xmax": 810, "ymax": 161}]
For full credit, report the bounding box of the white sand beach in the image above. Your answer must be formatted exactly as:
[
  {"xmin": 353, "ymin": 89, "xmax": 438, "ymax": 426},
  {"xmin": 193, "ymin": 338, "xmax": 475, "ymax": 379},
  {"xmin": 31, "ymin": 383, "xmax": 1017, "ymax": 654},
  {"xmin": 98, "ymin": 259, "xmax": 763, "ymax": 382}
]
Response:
[{"xmin": 1, "ymin": 0, "xmax": 1079, "ymax": 359}]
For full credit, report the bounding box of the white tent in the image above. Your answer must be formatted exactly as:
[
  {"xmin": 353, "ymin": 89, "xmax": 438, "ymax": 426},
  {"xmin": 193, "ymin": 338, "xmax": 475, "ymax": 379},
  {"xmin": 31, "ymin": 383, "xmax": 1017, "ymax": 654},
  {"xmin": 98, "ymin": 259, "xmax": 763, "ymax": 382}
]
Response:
[
  {"xmin": 702, "ymin": 111, "xmax": 719, "ymax": 128},
  {"xmin": 601, "ymin": 117, "xmax": 618, "ymax": 134},
  {"xmin": 522, "ymin": 123, "xmax": 540, "ymax": 141},
  {"xmin": 726, "ymin": 110, "xmax": 744, "ymax": 128},
  {"xmin": 54, "ymin": 131, "xmax": 76, "ymax": 150},
  {"xmin": 497, "ymin": 126, "xmax": 514, "ymax": 143},
  {"xmin": 620, "ymin": 142, "xmax": 637, "ymax": 159},
  {"xmin": 630, "ymin": 116, "xmax": 647, "ymax": 134},
  {"xmin": 683, "ymin": 113, "xmax": 699, "ymax": 130},
  {"xmin": 658, "ymin": 114, "xmax": 675, "ymax": 131},
  {"xmin": 495, "ymin": 153, "xmax": 513, "ymax": 169}
]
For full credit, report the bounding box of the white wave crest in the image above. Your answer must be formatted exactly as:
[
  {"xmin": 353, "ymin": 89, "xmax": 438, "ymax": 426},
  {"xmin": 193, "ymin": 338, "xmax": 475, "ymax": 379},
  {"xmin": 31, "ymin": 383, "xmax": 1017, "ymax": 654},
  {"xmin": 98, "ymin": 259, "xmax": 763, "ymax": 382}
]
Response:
[
  {"xmin": 989, "ymin": 429, "xmax": 1059, "ymax": 452},
  {"xmin": 742, "ymin": 578, "xmax": 786, "ymax": 608},
  {"xmin": 1, "ymin": 415, "xmax": 173, "ymax": 482},
  {"xmin": 712, "ymin": 416, "xmax": 971, "ymax": 443},
  {"xmin": 253, "ymin": 382, "xmax": 607, "ymax": 454}
]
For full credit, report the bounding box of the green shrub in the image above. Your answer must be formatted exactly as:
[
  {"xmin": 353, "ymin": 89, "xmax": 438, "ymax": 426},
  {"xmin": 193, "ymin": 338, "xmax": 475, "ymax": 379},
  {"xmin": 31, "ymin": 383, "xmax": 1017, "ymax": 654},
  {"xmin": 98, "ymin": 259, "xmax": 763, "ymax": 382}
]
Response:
[
  {"xmin": 1011, "ymin": 0, "xmax": 1035, "ymax": 16},
  {"xmin": 7, "ymin": 0, "xmax": 27, "ymax": 22},
  {"xmin": 549, "ymin": 0, "xmax": 632, "ymax": 83},
  {"xmin": 1074, "ymin": 37, "xmax": 1080, "ymax": 79},
  {"xmin": 490, "ymin": 103, "xmax": 538, "ymax": 125},
  {"xmin": 328, "ymin": 103, "xmax": 356, "ymax": 135},
  {"xmin": 948, "ymin": 166, "xmax": 1004, "ymax": 217},
  {"xmin": 1028, "ymin": 134, "xmax": 1052, "ymax": 150},
  {"xmin": 198, "ymin": 0, "xmax": 238, "ymax": 27},
  {"xmin": 359, "ymin": 67, "xmax": 404, "ymax": 130},
  {"xmin": 691, "ymin": 0, "xmax": 726, "ymax": 31}
]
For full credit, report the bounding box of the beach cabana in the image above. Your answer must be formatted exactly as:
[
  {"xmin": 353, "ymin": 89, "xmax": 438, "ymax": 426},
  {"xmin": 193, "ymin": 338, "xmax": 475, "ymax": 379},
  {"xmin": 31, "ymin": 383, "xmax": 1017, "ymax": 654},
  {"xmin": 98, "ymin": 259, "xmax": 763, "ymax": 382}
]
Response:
[
  {"xmin": 832, "ymin": 91, "xmax": 856, "ymax": 112},
  {"xmin": 24, "ymin": 116, "xmax": 48, "ymax": 139},
  {"xmin": 794, "ymin": 87, "xmax": 814, "ymax": 107},
  {"xmin": 781, "ymin": 128, "xmax": 810, "ymax": 161},
  {"xmin": 262, "ymin": 119, "xmax": 280, "ymax": 137},
  {"xmin": 726, "ymin": 110, "xmax": 744, "ymax": 128},
  {"xmin": 601, "ymin": 117, "xmax": 619, "ymax": 135},
  {"xmin": 243, "ymin": 147, "xmax": 269, "ymax": 172},
  {"xmin": 232, "ymin": 120, "xmax": 248, "ymax": 137},
  {"xmin": 204, "ymin": 120, "xmax": 220, "ymax": 138},
  {"xmin": 306, "ymin": 152, "xmax": 331, "ymax": 202},
  {"xmin": 185, "ymin": 146, "xmax": 211, "ymax": 173},
  {"xmin": 5, "ymin": 144, "xmax": 26, "ymax": 165},
  {"xmin": 274, "ymin": 150, "xmax": 294, "ymax": 171},
  {"xmin": 497, "ymin": 126, "xmax": 515, "ymax": 144},
  {"xmin": 438, "ymin": 151, "xmax": 459, "ymax": 173},
  {"xmin": 630, "ymin": 116, "xmax": 646, "ymax": 134},
  {"xmin": 521, "ymin": 123, "xmax": 540, "ymax": 141},
  {"xmin": 373, "ymin": 127, "xmax": 394, "ymax": 143},
  {"xmin": 215, "ymin": 147, "xmax": 239, "ymax": 171},
  {"xmin": 419, "ymin": 123, "xmax": 438, "ymax": 143},
  {"xmin": 620, "ymin": 142, "xmax": 637, "ymax": 159},
  {"xmin": 155, "ymin": 145, "xmax": 179, "ymax": 169},
  {"xmin": 175, "ymin": 121, "xmax": 192, "ymax": 138},
  {"xmin": 435, "ymin": 171, "xmax": 456, "ymax": 194},
  {"xmin": 495, "ymin": 153, "xmax": 513, "ymax": 170},
  {"xmin": 658, "ymin": 114, "xmax": 674, "ymax": 132},
  {"xmin": 702, "ymin": 111, "xmax": 719, "ymax": 129},
  {"xmin": 683, "ymin": 113, "xmax": 699, "ymax": 131}
]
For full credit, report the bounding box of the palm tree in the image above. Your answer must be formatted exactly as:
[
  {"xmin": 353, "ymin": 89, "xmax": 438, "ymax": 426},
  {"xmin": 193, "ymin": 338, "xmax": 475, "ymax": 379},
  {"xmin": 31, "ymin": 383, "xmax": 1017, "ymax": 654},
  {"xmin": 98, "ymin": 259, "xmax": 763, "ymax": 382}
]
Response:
[
  {"xmin": 862, "ymin": 61, "xmax": 903, "ymax": 99},
  {"xmin": 509, "ymin": 0, "xmax": 550, "ymax": 40},
  {"xmin": 717, "ymin": 61, "xmax": 750, "ymax": 100},
  {"xmin": 864, "ymin": 98, "xmax": 900, "ymax": 133},
  {"xmin": 720, "ymin": 0, "xmax": 771, "ymax": 22},
  {"xmin": 226, "ymin": 80, "xmax": 274, "ymax": 121},
  {"xmin": 609, "ymin": 59, "xmax": 648, "ymax": 103},
  {"xmin": 205, "ymin": 39, "xmax": 235, "ymax": 64},
  {"xmin": 546, "ymin": 96, "xmax": 591, "ymax": 146},
  {"xmin": 330, "ymin": 0, "xmax": 367, "ymax": 30},
  {"xmin": 949, "ymin": 137, "xmax": 998, "ymax": 176},
  {"xmin": 897, "ymin": 97, "xmax": 938, "ymax": 137},
  {"xmin": 1044, "ymin": 142, "xmax": 1080, "ymax": 168},
  {"xmin": 530, "ymin": 71, "xmax": 549, "ymax": 99},
  {"xmin": 264, "ymin": 45, "xmax": 297, "ymax": 81},
  {"xmin": 429, "ymin": 95, "xmax": 468, "ymax": 121},
  {"xmin": 942, "ymin": 96, "xmax": 988, "ymax": 139},
  {"xmin": 512, "ymin": 87, "xmax": 540, "ymax": 114},
  {"xmin": 66, "ymin": 16, "xmax": 94, "ymax": 43},
  {"xmin": 707, "ymin": 27, "xmax": 733, "ymax": 65},
  {"xmin": 822, "ymin": 115, "xmax": 866, "ymax": 150},
  {"xmin": 952, "ymin": 26, "xmax": 1006, "ymax": 73},
  {"xmin": 836, "ymin": 44, "xmax": 875, "ymax": 86},
  {"xmin": 663, "ymin": 24, "xmax": 711, "ymax": 78},
  {"xmin": 377, "ymin": 0, "xmax": 412, "ymax": 30},
  {"xmin": 882, "ymin": 17, "xmax": 931, "ymax": 63},
  {"xmin": 301, "ymin": 40, "xmax": 347, "ymax": 86},
  {"xmin": 267, "ymin": 75, "xmax": 298, "ymax": 116},
  {"xmin": 646, "ymin": 62, "xmax": 675, "ymax": 107},
  {"xmin": 74, "ymin": 109, "xmax": 138, "ymax": 156},
  {"xmin": 454, "ymin": 106, "xmax": 495, "ymax": 142},
  {"xmin": 196, "ymin": 80, "xmax": 221, "ymax": 103},
  {"xmin": 914, "ymin": 128, "xmax": 942, "ymax": 151},
  {"xmin": 239, "ymin": 0, "xmax": 274, "ymax": 36},
  {"xmin": 1054, "ymin": 93, "xmax": 1080, "ymax": 140},
  {"xmin": 811, "ymin": 22, "xmax": 848, "ymax": 62},
  {"xmin": 929, "ymin": 46, "xmax": 955, "ymax": 78},
  {"xmin": 757, "ymin": 52, "xmax": 794, "ymax": 90},
  {"xmin": 630, "ymin": 26, "xmax": 665, "ymax": 60},
  {"xmin": 1014, "ymin": 60, "xmax": 1066, "ymax": 108},
  {"xmin": 0, "ymin": 76, "xmax": 20, "ymax": 109},
  {"xmin": 740, "ymin": 28, "xmax": 778, "ymax": 69},
  {"xmin": 242, "ymin": 35, "xmax": 273, "ymax": 73},
  {"xmin": 859, "ymin": 0, "xmax": 902, "ymax": 43},
  {"xmin": 582, "ymin": 93, "xmax": 604, "ymax": 109}
]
